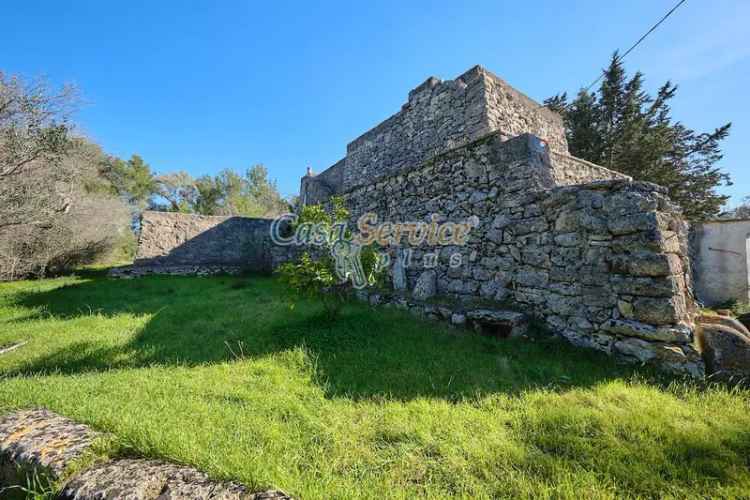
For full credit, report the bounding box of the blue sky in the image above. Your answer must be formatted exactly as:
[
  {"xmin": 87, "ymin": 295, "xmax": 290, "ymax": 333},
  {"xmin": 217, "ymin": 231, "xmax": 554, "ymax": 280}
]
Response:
[{"xmin": 3, "ymin": 0, "xmax": 748, "ymax": 207}]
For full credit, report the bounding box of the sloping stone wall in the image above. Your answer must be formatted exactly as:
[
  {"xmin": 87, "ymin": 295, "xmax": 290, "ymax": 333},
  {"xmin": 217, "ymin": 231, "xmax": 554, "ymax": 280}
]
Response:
[{"xmin": 340, "ymin": 132, "xmax": 701, "ymax": 376}]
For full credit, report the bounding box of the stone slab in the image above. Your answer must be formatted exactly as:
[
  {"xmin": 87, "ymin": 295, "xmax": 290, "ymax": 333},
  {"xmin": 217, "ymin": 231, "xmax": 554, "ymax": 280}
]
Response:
[
  {"xmin": 0, "ymin": 409, "xmax": 99, "ymax": 482},
  {"xmin": 0, "ymin": 409, "xmax": 292, "ymax": 499},
  {"xmin": 60, "ymin": 459, "xmax": 291, "ymax": 500}
]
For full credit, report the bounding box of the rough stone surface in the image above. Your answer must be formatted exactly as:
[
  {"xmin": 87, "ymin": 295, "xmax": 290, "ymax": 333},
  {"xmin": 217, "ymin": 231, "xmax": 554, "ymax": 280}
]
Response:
[
  {"xmin": 0, "ymin": 409, "xmax": 99, "ymax": 483},
  {"xmin": 328, "ymin": 131, "xmax": 698, "ymax": 376},
  {"xmin": 134, "ymin": 212, "xmax": 297, "ymax": 272},
  {"xmin": 301, "ymin": 65, "xmax": 627, "ymax": 203},
  {"xmin": 392, "ymin": 251, "xmax": 408, "ymax": 291},
  {"xmin": 412, "ymin": 270, "xmax": 437, "ymax": 301},
  {"xmin": 60, "ymin": 459, "xmax": 290, "ymax": 500},
  {"xmin": 698, "ymin": 323, "xmax": 750, "ymax": 382},
  {"xmin": 0, "ymin": 409, "xmax": 291, "ymax": 499},
  {"xmin": 109, "ymin": 265, "xmax": 245, "ymax": 278},
  {"xmin": 451, "ymin": 313, "xmax": 466, "ymax": 326}
]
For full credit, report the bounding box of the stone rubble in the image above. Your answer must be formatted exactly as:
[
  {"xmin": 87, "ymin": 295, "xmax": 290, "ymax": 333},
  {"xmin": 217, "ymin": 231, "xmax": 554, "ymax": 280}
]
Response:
[{"xmin": 109, "ymin": 265, "xmax": 245, "ymax": 278}]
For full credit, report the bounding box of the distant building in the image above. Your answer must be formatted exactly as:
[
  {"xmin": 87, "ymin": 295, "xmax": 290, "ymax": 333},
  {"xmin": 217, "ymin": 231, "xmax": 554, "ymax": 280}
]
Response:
[{"xmin": 692, "ymin": 219, "xmax": 750, "ymax": 306}]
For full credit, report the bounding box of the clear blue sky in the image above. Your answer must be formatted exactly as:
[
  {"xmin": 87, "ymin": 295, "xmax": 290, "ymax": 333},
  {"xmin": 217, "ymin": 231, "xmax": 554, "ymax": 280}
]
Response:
[{"xmin": 3, "ymin": 0, "xmax": 747, "ymax": 207}]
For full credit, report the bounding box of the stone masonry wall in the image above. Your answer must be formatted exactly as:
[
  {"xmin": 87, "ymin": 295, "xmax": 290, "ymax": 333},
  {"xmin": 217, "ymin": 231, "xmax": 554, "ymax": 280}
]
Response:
[
  {"xmin": 549, "ymin": 150, "xmax": 629, "ymax": 186},
  {"xmin": 302, "ymin": 66, "xmax": 572, "ymax": 204},
  {"xmin": 482, "ymin": 70, "xmax": 568, "ymax": 154},
  {"xmin": 135, "ymin": 211, "xmax": 293, "ymax": 272},
  {"xmin": 341, "ymin": 132, "xmax": 701, "ymax": 376}
]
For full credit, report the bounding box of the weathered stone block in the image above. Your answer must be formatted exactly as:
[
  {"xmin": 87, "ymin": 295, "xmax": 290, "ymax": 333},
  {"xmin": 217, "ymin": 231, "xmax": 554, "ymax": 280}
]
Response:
[
  {"xmin": 698, "ymin": 324, "xmax": 750, "ymax": 382},
  {"xmin": 602, "ymin": 319, "xmax": 690, "ymax": 343},
  {"xmin": 412, "ymin": 271, "xmax": 437, "ymax": 301},
  {"xmin": 632, "ymin": 296, "xmax": 685, "ymax": 325},
  {"xmin": 0, "ymin": 409, "xmax": 100, "ymax": 484}
]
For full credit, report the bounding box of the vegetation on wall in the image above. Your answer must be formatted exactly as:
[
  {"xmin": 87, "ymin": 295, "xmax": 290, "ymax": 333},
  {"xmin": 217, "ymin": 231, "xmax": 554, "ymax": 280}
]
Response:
[{"xmin": 545, "ymin": 53, "xmax": 732, "ymax": 221}]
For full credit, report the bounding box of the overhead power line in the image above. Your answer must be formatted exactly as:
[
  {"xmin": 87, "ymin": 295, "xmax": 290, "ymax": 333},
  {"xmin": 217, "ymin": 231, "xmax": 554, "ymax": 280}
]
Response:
[{"xmin": 584, "ymin": 0, "xmax": 688, "ymax": 92}]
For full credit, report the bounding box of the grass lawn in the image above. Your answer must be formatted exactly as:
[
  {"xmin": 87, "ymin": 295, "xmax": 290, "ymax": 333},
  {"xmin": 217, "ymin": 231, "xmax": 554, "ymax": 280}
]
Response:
[{"xmin": 0, "ymin": 272, "xmax": 749, "ymax": 498}]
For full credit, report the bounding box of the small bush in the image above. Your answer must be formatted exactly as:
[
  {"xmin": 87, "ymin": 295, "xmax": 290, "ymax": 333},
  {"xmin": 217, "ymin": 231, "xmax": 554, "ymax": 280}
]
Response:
[{"xmin": 277, "ymin": 197, "xmax": 386, "ymax": 320}]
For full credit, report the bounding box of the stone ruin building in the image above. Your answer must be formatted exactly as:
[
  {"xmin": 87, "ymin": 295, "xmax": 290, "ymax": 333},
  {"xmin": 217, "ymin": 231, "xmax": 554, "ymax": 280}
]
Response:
[{"xmin": 130, "ymin": 65, "xmax": 750, "ymax": 379}]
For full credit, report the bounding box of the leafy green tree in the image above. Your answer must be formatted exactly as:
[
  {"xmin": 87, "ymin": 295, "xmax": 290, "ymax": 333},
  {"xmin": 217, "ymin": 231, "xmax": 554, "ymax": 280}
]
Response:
[
  {"xmin": 102, "ymin": 154, "xmax": 159, "ymax": 210},
  {"xmin": 193, "ymin": 174, "xmax": 224, "ymax": 215},
  {"xmin": 245, "ymin": 164, "xmax": 288, "ymax": 216},
  {"xmin": 155, "ymin": 171, "xmax": 197, "ymax": 213},
  {"xmin": 191, "ymin": 165, "xmax": 287, "ymax": 217},
  {"xmin": 102, "ymin": 156, "xmax": 288, "ymax": 219},
  {"xmin": 545, "ymin": 53, "xmax": 732, "ymax": 221}
]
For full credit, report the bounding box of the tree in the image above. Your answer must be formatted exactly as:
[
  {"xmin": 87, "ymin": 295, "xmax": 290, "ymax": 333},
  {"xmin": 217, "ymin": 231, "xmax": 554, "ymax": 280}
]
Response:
[
  {"xmin": 0, "ymin": 71, "xmax": 133, "ymax": 280},
  {"xmin": 723, "ymin": 196, "xmax": 750, "ymax": 219},
  {"xmin": 155, "ymin": 171, "xmax": 197, "ymax": 213},
  {"xmin": 545, "ymin": 53, "xmax": 732, "ymax": 221},
  {"xmin": 189, "ymin": 165, "xmax": 288, "ymax": 217},
  {"xmin": 277, "ymin": 197, "xmax": 386, "ymax": 320},
  {"xmin": 0, "ymin": 72, "xmax": 75, "ymax": 181},
  {"xmin": 0, "ymin": 73, "xmax": 76, "ymax": 231},
  {"xmin": 102, "ymin": 154, "xmax": 159, "ymax": 210},
  {"xmin": 245, "ymin": 164, "xmax": 288, "ymax": 217}
]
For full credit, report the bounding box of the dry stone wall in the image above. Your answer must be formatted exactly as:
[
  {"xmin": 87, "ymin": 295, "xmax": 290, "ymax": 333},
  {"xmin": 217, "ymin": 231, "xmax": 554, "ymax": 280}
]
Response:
[
  {"xmin": 302, "ymin": 66, "xmax": 572, "ymax": 204},
  {"xmin": 135, "ymin": 211, "xmax": 294, "ymax": 273},
  {"xmin": 129, "ymin": 65, "xmax": 702, "ymax": 377},
  {"xmin": 340, "ymin": 132, "xmax": 701, "ymax": 376}
]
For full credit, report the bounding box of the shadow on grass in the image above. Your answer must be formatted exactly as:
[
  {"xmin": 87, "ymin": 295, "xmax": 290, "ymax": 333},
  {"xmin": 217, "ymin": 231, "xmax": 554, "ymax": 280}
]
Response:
[{"xmin": 4, "ymin": 272, "xmax": 650, "ymax": 401}]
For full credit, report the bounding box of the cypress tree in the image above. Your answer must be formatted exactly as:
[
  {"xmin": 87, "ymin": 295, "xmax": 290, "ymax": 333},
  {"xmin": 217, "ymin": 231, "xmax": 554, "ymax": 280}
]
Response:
[{"xmin": 545, "ymin": 53, "xmax": 731, "ymax": 221}]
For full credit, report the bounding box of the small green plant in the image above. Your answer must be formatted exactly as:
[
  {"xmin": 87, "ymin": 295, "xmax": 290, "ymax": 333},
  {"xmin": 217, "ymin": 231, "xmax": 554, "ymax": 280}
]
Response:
[
  {"xmin": 277, "ymin": 197, "xmax": 386, "ymax": 319},
  {"xmin": 0, "ymin": 468, "xmax": 57, "ymax": 500}
]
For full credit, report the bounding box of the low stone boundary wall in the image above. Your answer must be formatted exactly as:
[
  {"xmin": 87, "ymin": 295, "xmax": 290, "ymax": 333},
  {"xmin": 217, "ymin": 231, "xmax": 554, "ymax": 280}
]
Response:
[
  {"xmin": 135, "ymin": 211, "xmax": 295, "ymax": 272},
  {"xmin": 0, "ymin": 409, "xmax": 290, "ymax": 499},
  {"xmin": 109, "ymin": 264, "xmax": 244, "ymax": 278}
]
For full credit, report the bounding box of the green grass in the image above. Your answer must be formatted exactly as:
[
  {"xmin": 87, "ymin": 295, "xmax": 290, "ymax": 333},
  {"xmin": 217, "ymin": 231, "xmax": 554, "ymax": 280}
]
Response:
[{"xmin": 0, "ymin": 272, "xmax": 749, "ymax": 498}]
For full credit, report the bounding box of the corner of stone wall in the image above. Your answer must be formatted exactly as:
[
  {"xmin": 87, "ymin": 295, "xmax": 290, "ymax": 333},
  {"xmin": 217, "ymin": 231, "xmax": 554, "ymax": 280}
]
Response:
[{"xmin": 536, "ymin": 179, "xmax": 703, "ymax": 377}]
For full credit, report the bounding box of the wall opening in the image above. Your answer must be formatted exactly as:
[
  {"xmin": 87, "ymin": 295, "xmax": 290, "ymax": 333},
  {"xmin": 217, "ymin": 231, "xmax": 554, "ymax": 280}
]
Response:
[{"xmin": 475, "ymin": 321, "xmax": 513, "ymax": 340}]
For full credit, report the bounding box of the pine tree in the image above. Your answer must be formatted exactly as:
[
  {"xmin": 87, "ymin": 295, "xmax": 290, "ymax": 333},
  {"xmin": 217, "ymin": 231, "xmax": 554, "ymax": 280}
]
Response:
[{"xmin": 545, "ymin": 53, "xmax": 731, "ymax": 221}]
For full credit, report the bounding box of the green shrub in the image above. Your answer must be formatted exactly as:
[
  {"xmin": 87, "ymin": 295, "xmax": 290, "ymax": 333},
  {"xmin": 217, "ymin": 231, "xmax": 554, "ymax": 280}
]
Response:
[{"xmin": 277, "ymin": 197, "xmax": 386, "ymax": 319}]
